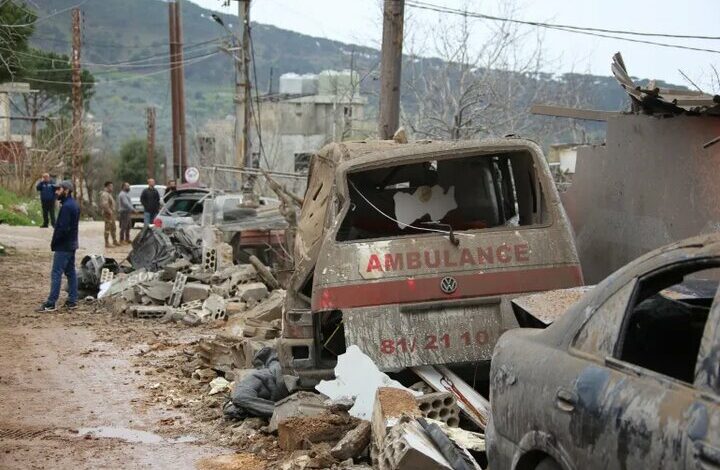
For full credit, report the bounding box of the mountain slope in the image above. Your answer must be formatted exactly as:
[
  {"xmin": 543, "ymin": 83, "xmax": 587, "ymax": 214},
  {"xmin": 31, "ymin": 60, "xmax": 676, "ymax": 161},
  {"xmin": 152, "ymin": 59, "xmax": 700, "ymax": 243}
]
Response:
[{"xmin": 29, "ymin": 0, "xmax": 682, "ymax": 154}]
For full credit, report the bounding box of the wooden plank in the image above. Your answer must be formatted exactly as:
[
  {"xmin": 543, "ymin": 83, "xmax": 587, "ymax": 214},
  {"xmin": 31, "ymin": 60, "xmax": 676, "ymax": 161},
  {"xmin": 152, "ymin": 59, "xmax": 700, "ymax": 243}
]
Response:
[{"xmin": 530, "ymin": 104, "xmax": 620, "ymax": 122}]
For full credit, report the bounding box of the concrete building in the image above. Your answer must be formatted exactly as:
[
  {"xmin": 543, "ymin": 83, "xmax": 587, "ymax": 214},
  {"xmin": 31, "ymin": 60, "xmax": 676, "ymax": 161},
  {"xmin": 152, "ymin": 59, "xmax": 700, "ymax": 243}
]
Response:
[{"xmin": 196, "ymin": 70, "xmax": 370, "ymax": 193}]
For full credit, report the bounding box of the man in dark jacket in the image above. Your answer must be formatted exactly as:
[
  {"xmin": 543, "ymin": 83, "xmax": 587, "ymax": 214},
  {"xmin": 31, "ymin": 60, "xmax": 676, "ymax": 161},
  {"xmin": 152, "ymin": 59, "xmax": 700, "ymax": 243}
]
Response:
[
  {"xmin": 140, "ymin": 178, "xmax": 161, "ymax": 226},
  {"xmin": 36, "ymin": 173, "xmax": 56, "ymax": 228},
  {"xmin": 37, "ymin": 181, "xmax": 80, "ymax": 312}
]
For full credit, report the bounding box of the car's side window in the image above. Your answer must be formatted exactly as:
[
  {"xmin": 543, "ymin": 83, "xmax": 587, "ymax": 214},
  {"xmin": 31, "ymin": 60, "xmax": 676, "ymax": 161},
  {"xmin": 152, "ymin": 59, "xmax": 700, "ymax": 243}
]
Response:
[
  {"xmin": 614, "ymin": 262, "xmax": 719, "ymax": 384},
  {"xmin": 572, "ymin": 280, "xmax": 637, "ymax": 357}
]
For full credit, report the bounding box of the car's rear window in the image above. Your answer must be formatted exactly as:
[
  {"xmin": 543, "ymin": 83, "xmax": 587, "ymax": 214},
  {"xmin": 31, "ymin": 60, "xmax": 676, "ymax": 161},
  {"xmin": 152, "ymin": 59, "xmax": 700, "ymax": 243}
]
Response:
[{"xmin": 167, "ymin": 197, "xmax": 204, "ymax": 215}]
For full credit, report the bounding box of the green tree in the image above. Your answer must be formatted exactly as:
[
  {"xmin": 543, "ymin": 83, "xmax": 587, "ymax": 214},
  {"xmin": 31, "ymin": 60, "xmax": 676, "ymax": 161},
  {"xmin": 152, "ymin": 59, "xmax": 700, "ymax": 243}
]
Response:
[
  {"xmin": 0, "ymin": 1, "xmax": 36, "ymax": 81},
  {"xmin": 15, "ymin": 48, "xmax": 95, "ymax": 138},
  {"xmin": 117, "ymin": 138, "xmax": 163, "ymax": 185}
]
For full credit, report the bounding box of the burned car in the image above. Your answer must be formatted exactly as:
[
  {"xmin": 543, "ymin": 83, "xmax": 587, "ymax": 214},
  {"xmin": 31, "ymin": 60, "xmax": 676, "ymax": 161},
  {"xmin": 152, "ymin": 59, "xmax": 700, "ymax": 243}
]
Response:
[
  {"xmin": 487, "ymin": 233, "xmax": 720, "ymax": 470},
  {"xmin": 280, "ymin": 139, "xmax": 583, "ymax": 383}
]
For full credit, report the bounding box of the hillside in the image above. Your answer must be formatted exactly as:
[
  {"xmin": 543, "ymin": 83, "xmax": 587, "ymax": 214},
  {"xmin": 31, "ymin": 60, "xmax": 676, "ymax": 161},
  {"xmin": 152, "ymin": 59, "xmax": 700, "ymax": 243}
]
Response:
[{"xmin": 29, "ymin": 0, "xmax": 682, "ymax": 155}]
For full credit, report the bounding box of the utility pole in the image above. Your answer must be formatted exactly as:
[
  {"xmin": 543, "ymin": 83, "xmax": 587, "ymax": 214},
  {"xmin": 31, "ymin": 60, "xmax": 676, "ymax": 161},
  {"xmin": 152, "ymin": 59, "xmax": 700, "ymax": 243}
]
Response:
[
  {"xmin": 168, "ymin": 1, "xmax": 187, "ymax": 182},
  {"xmin": 71, "ymin": 7, "xmax": 84, "ymax": 206},
  {"xmin": 146, "ymin": 107, "xmax": 156, "ymax": 179},
  {"xmin": 378, "ymin": 0, "xmax": 404, "ymax": 140},
  {"xmin": 236, "ymin": 0, "xmax": 252, "ymax": 176},
  {"xmin": 168, "ymin": 2, "xmax": 179, "ymax": 180}
]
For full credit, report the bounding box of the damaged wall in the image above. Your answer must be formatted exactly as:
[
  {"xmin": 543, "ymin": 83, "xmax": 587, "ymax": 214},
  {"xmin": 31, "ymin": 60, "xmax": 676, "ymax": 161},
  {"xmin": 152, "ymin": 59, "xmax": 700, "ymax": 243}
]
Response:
[{"xmin": 562, "ymin": 114, "xmax": 720, "ymax": 283}]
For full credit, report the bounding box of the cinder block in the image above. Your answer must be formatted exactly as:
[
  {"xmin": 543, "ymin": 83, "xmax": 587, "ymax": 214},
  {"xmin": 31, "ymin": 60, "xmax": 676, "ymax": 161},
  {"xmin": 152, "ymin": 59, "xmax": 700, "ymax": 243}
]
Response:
[
  {"xmin": 236, "ymin": 282, "xmax": 268, "ymax": 303},
  {"xmin": 181, "ymin": 282, "xmax": 211, "ymax": 303},
  {"xmin": 415, "ymin": 392, "xmax": 460, "ymax": 427},
  {"xmin": 378, "ymin": 418, "xmax": 451, "ymax": 470},
  {"xmin": 371, "ymin": 388, "xmax": 421, "ymax": 449}
]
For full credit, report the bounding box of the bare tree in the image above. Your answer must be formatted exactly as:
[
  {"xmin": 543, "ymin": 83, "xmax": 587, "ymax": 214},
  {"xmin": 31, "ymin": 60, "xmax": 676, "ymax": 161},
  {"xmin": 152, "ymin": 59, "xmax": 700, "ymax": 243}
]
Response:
[{"xmin": 402, "ymin": 0, "xmax": 592, "ymax": 143}]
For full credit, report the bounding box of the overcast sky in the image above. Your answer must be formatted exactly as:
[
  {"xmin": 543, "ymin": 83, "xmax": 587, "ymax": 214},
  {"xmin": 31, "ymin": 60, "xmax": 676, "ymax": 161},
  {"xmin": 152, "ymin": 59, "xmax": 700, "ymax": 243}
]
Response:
[{"xmin": 189, "ymin": 0, "xmax": 720, "ymax": 89}]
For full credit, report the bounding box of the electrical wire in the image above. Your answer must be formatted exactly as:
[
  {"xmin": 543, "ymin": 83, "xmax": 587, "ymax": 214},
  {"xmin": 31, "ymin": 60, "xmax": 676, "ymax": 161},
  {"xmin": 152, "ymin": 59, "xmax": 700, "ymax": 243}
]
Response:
[
  {"xmin": 406, "ymin": 0, "xmax": 720, "ymax": 41},
  {"xmin": 0, "ymin": 37, "xmax": 223, "ymax": 70},
  {"xmin": 405, "ymin": 0, "xmax": 720, "ymax": 54},
  {"xmin": 0, "ymin": 0, "xmax": 89, "ymax": 28},
  {"xmin": 21, "ymin": 51, "xmax": 220, "ymax": 86},
  {"xmin": 247, "ymin": 23, "xmax": 272, "ymax": 169}
]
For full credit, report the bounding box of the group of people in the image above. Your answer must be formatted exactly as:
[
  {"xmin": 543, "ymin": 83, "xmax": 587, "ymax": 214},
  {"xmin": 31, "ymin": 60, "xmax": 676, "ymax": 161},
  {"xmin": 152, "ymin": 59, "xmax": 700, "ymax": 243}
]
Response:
[
  {"xmin": 34, "ymin": 175, "xmax": 177, "ymax": 312},
  {"xmin": 99, "ymin": 178, "xmax": 165, "ymax": 248}
]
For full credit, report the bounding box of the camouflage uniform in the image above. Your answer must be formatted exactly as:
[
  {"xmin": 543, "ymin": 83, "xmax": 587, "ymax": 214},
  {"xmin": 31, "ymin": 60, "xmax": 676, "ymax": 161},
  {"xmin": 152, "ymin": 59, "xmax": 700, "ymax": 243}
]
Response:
[{"xmin": 99, "ymin": 190, "xmax": 118, "ymax": 246}]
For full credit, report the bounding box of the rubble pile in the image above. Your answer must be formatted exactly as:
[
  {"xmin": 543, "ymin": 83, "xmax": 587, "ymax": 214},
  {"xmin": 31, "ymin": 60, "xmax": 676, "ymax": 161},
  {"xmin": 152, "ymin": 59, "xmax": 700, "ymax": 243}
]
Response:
[
  {"xmin": 187, "ymin": 344, "xmax": 487, "ymax": 469},
  {"xmin": 97, "ymin": 226, "xmax": 286, "ymax": 330}
]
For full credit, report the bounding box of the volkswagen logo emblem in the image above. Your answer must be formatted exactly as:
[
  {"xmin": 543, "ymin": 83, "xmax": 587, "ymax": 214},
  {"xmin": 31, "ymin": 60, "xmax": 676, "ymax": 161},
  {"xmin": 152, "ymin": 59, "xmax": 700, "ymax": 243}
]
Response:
[{"xmin": 440, "ymin": 276, "xmax": 458, "ymax": 294}]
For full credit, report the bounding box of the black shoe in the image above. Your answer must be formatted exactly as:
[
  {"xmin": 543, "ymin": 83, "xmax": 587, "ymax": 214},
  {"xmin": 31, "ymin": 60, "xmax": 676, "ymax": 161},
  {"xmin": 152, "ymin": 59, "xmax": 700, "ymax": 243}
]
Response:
[
  {"xmin": 64, "ymin": 301, "xmax": 78, "ymax": 310},
  {"xmin": 36, "ymin": 302, "xmax": 56, "ymax": 312}
]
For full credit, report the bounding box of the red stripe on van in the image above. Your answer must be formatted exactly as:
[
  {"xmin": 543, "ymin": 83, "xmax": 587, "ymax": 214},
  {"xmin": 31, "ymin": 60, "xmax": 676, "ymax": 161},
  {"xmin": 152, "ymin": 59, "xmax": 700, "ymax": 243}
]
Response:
[{"xmin": 312, "ymin": 265, "xmax": 584, "ymax": 311}]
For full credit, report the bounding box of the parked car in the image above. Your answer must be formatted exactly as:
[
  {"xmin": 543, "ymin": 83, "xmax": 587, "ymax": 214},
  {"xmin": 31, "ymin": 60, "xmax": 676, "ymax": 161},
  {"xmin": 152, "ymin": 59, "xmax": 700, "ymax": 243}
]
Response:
[
  {"xmin": 128, "ymin": 184, "xmax": 166, "ymax": 226},
  {"xmin": 153, "ymin": 188, "xmax": 279, "ymax": 231},
  {"xmin": 487, "ymin": 233, "xmax": 720, "ymax": 470}
]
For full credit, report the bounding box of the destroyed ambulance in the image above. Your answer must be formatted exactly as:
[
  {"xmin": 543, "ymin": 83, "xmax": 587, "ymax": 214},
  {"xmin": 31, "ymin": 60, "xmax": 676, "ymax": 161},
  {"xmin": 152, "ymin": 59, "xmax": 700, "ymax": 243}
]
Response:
[{"xmin": 279, "ymin": 139, "xmax": 583, "ymax": 383}]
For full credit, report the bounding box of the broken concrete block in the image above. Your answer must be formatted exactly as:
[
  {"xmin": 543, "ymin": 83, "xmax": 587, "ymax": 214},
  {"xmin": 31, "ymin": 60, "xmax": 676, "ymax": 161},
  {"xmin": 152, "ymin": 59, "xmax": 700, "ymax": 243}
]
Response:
[
  {"xmin": 196, "ymin": 337, "xmax": 245, "ymax": 373},
  {"xmin": 132, "ymin": 305, "xmax": 173, "ymax": 319},
  {"xmin": 330, "ymin": 421, "xmax": 371, "ymax": 461},
  {"xmin": 242, "ymin": 318, "xmax": 280, "ymax": 339},
  {"xmin": 372, "ymin": 388, "xmax": 422, "ymax": 450},
  {"xmin": 277, "ymin": 412, "xmax": 358, "ymax": 451},
  {"xmin": 269, "ymin": 391, "xmax": 328, "ymax": 433},
  {"xmin": 225, "ymin": 315, "xmax": 246, "ymax": 338},
  {"xmin": 229, "ymin": 264, "xmax": 258, "ymax": 286},
  {"xmin": 226, "ymin": 301, "xmax": 247, "ymax": 315},
  {"xmin": 378, "ymin": 418, "xmax": 452, "ymax": 470},
  {"xmin": 168, "ymin": 272, "xmax": 188, "ymax": 307},
  {"xmin": 181, "ymin": 282, "xmax": 211, "ymax": 303},
  {"xmin": 208, "ymin": 377, "xmax": 232, "ymax": 395},
  {"xmin": 247, "ymin": 289, "xmax": 286, "ymax": 322},
  {"xmin": 236, "ymin": 282, "xmax": 269, "ymax": 303},
  {"xmin": 192, "ymin": 368, "xmax": 217, "ymax": 383},
  {"xmin": 216, "ymin": 242, "xmax": 234, "ymax": 270},
  {"xmin": 200, "ymin": 294, "xmax": 227, "ymax": 322},
  {"xmin": 416, "ymin": 392, "xmax": 460, "ymax": 427},
  {"xmin": 160, "ymin": 258, "xmax": 192, "ymax": 281},
  {"xmin": 210, "ymin": 279, "xmax": 233, "ymax": 298}
]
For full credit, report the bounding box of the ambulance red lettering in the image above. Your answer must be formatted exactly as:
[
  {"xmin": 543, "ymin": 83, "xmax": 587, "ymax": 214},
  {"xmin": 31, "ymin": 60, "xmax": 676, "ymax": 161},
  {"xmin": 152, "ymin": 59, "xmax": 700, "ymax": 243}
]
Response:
[{"xmin": 366, "ymin": 254, "xmax": 382, "ymax": 272}]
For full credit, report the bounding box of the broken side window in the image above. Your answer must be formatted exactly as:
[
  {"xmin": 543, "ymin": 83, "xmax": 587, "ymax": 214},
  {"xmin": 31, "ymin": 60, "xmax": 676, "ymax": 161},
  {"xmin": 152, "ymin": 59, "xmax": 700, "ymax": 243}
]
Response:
[
  {"xmin": 336, "ymin": 151, "xmax": 544, "ymax": 242},
  {"xmin": 615, "ymin": 263, "xmax": 720, "ymax": 384}
]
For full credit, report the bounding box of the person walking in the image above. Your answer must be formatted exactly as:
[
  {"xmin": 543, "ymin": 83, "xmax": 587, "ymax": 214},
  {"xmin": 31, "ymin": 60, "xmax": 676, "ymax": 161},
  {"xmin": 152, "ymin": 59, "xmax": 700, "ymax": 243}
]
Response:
[
  {"xmin": 36, "ymin": 173, "xmax": 56, "ymax": 228},
  {"xmin": 117, "ymin": 182, "xmax": 133, "ymax": 244},
  {"xmin": 99, "ymin": 181, "xmax": 120, "ymax": 248},
  {"xmin": 37, "ymin": 181, "xmax": 80, "ymax": 312},
  {"xmin": 140, "ymin": 178, "xmax": 161, "ymax": 226}
]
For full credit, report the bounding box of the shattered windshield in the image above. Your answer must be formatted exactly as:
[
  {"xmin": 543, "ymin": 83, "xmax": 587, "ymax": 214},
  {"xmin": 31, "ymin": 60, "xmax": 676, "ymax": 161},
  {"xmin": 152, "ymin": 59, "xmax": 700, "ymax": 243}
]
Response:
[{"xmin": 336, "ymin": 151, "xmax": 545, "ymax": 241}]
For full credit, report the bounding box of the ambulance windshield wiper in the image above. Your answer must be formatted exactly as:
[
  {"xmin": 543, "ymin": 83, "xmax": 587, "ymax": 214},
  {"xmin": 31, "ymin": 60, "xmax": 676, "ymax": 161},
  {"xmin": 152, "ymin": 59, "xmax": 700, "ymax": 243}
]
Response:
[{"xmin": 422, "ymin": 220, "xmax": 460, "ymax": 247}]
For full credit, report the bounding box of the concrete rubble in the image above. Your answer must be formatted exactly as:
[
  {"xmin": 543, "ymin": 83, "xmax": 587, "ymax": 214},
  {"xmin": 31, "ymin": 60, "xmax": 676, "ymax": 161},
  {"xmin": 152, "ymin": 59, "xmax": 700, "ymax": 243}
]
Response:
[{"xmin": 96, "ymin": 226, "xmax": 285, "ymax": 326}]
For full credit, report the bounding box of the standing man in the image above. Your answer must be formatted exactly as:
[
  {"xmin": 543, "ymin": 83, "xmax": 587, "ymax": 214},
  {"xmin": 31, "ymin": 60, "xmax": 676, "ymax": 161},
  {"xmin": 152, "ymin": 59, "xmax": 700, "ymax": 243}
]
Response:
[
  {"xmin": 36, "ymin": 173, "xmax": 56, "ymax": 228},
  {"xmin": 99, "ymin": 181, "xmax": 120, "ymax": 248},
  {"xmin": 117, "ymin": 182, "xmax": 133, "ymax": 244},
  {"xmin": 163, "ymin": 179, "xmax": 177, "ymax": 203},
  {"xmin": 140, "ymin": 178, "xmax": 161, "ymax": 226},
  {"xmin": 37, "ymin": 181, "xmax": 80, "ymax": 312}
]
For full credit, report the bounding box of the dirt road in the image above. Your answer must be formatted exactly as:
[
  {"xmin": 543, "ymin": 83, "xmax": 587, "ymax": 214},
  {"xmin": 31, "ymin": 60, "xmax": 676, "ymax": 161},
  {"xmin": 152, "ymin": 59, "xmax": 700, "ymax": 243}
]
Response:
[{"xmin": 0, "ymin": 223, "xmax": 272, "ymax": 469}]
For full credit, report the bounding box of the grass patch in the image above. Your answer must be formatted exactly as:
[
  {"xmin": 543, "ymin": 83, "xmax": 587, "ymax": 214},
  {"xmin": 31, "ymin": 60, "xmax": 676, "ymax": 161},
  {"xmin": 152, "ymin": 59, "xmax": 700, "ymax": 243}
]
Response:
[{"xmin": 0, "ymin": 188, "xmax": 43, "ymax": 226}]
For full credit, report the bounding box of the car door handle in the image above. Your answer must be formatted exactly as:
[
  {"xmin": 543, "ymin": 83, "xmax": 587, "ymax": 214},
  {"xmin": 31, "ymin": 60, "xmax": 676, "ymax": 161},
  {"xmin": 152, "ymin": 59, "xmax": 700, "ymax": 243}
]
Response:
[
  {"xmin": 695, "ymin": 441, "xmax": 720, "ymax": 468},
  {"xmin": 556, "ymin": 387, "xmax": 577, "ymax": 412}
]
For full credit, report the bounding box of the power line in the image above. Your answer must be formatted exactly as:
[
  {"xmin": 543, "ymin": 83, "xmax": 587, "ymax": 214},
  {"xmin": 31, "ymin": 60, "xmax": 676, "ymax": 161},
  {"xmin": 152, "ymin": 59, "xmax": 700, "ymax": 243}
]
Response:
[
  {"xmin": 0, "ymin": 0, "xmax": 90, "ymax": 28},
  {"xmin": 405, "ymin": 0, "xmax": 720, "ymax": 54},
  {"xmin": 20, "ymin": 51, "xmax": 220, "ymax": 86},
  {"xmin": 0, "ymin": 37, "xmax": 222, "ymax": 69}
]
